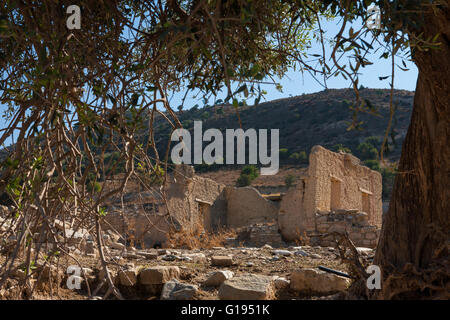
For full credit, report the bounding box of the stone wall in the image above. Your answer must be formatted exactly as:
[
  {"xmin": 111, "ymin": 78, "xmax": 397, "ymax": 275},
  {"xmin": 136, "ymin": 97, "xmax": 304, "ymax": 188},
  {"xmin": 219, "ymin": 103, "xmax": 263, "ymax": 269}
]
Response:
[
  {"xmin": 104, "ymin": 207, "xmax": 172, "ymax": 248},
  {"xmin": 277, "ymin": 145, "xmax": 382, "ymax": 245},
  {"xmin": 254, "ymin": 185, "xmax": 290, "ymax": 195},
  {"xmin": 104, "ymin": 165, "xmax": 226, "ymax": 248},
  {"xmin": 192, "ymin": 176, "xmax": 227, "ymax": 230},
  {"xmin": 278, "ymin": 179, "xmax": 308, "ymax": 241},
  {"xmin": 103, "ymin": 146, "xmax": 383, "ymax": 249},
  {"xmin": 313, "ymin": 209, "xmax": 380, "ymax": 248},
  {"xmin": 166, "ymin": 165, "xmax": 226, "ymax": 232},
  {"xmin": 225, "ymin": 186, "xmax": 278, "ymax": 228},
  {"xmin": 307, "ymin": 146, "xmax": 382, "ymax": 228},
  {"xmin": 236, "ymin": 222, "xmax": 285, "ymax": 247}
]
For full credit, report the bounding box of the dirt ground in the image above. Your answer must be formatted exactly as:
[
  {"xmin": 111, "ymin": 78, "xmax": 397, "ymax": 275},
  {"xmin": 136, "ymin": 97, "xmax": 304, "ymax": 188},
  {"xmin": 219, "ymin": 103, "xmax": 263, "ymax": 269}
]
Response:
[{"xmin": 0, "ymin": 243, "xmax": 368, "ymax": 300}]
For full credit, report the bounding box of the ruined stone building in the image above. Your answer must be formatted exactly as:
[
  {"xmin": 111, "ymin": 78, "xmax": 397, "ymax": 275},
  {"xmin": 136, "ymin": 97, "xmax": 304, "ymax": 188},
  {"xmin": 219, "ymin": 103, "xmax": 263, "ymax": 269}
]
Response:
[{"xmin": 105, "ymin": 145, "xmax": 382, "ymax": 249}]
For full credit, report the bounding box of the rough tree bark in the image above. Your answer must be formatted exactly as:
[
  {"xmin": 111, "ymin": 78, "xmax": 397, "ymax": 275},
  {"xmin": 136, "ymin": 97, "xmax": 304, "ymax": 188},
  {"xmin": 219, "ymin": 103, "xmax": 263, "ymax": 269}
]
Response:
[{"xmin": 373, "ymin": 5, "xmax": 449, "ymax": 299}]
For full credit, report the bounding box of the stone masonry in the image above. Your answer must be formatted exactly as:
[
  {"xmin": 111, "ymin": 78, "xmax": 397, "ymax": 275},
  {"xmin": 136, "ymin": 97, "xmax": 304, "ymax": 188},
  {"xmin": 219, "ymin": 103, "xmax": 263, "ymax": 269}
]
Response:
[{"xmin": 104, "ymin": 146, "xmax": 383, "ymax": 249}]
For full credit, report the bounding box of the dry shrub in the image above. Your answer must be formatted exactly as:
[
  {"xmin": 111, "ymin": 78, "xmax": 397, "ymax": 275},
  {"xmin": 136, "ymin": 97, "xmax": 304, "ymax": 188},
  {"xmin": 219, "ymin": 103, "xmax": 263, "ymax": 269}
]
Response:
[
  {"xmin": 167, "ymin": 220, "xmax": 236, "ymax": 249},
  {"xmin": 294, "ymin": 228, "xmax": 311, "ymax": 246}
]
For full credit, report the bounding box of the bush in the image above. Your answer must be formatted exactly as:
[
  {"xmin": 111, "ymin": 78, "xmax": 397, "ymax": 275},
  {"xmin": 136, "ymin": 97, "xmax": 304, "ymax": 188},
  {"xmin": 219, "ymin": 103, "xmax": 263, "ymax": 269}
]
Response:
[
  {"xmin": 201, "ymin": 111, "xmax": 210, "ymax": 120},
  {"xmin": 357, "ymin": 142, "xmax": 378, "ymax": 161},
  {"xmin": 182, "ymin": 119, "xmax": 193, "ymax": 128},
  {"xmin": 87, "ymin": 180, "xmax": 102, "ymax": 193},
  {"xmin": 241, "ymin": 165, "xmax": 259, "ymax": 179},
  {"xmin": 364, "ymin": 159, "xmax": 381, "ymax": 171},
  {"xmin": 236, "ymin": 165, "xmax": 259, "ymax": 186},
  {"xmin": 298, "ymin": 151, "xmax": 308, "ymax": 164},
  {"xmin": 289, "ymin": 152, "xmax": 300, "ymax": 161},
  {"xmin": 365, "ymin": 136, "xmax": 381, "ymax": 149},
  {"xmin": 236, "ymin": 174, "xmax": 253, "ymax": 187},
  {"xmin": 332, "ymin": 144, "xmax": 352, "ymax": 154}
]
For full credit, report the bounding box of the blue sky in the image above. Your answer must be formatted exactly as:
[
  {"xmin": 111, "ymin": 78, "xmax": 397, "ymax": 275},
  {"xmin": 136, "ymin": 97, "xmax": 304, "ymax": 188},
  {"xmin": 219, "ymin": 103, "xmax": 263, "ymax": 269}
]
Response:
[{"xmin": 169, "ymin": 17, "xmax": 418, "ymax": 108}]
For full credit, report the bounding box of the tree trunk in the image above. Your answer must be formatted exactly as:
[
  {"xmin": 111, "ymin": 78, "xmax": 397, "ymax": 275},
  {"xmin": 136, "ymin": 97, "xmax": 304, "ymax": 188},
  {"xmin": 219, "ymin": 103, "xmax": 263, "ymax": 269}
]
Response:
[{"xmin": 373, "ymin": 5, "xmax": 449, "ymax": 299}]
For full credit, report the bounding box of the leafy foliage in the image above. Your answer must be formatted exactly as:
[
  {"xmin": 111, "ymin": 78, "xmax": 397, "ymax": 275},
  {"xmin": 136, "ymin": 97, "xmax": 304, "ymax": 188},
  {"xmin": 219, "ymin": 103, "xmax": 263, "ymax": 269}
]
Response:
[{"xmin": 236, "ymin": 165, "xmax": 259, "ymax": 187}]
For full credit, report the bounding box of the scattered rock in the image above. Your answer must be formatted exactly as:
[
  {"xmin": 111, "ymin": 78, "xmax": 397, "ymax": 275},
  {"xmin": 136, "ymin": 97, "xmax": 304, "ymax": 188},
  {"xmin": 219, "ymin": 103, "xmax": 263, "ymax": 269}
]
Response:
[
  {"xmin": 178, "ymin": 256, "xmax": 192, "ymax": 262},
  {"xmin": 106, "ymin": 230, "xmax": 121, "ymax": 243},
  {"xmin": 309, "ymin": 253, "xmax": 322, "ymax": 259},
  {"xmin": 272, "ymin": 250, "xmax": 292, "ymax": 256},
  {"xmin": 82, "ymin": 268, "xmax": 94, "ymax": 276},
  {"xmin": 290, "ymin": 268, "xmax": 350, "ymax": 294},
  {"xmin": 211, "ymin": 255, "xmax": 233, "ymax": 267},
  {"xmin": 274, "ymin": 277, "xmax": 290, "ymax": 289},
  {"xmin": 261, "ymin": 244, "xmax": 273, "ymax": 250},
  {"xmin": 162, "ymin": 254, "xmax": 177, "ymax": 261},
  {"xmin": 136, "ymin": 251, "xmax": 158, "ymax": 260},
  {"xmin": 218, "ymin": 274, "xmax": 274, "ymax": 300},
  {"xmin": 356, "ymin": 247, "xmax": 374, "ymax": 256},
  {"xmin": 294, "ymin": 250, "xmax": 309, "ymax": 257},
  {"xmin": 270, "ymin": 256, "xmax": 280, "ymax": 261},
  {"xmin": 118, "ymin": 269, "xmax": 137, "ymax": 286},
  {"xmin": 139, "ymin": 266, "xmax": 180, "ymax": 285},
  {"xmin": 157, "ymin": 249, "xmax": 169, "ymax": 255},
  {"xmin": 180, "ymin": 253, "xmax": 206, "ymax": 263},
  {"xmin": 203, "ymin": 270, "xmax": 234, "ymax": 287},
  {"xmin": 13, "ymin": 269, "xmax": 26, "ymax": 281},
  {"xmin": 98, "ymin": 268, "xmax": 117, "ymax": 282},
  {"xmin": 102, "ymin": 234, "xmax": 111, "ymax": 245},
  {"xmin": 161, "ymin": 279, "xmax": 198, "ymax": 300},
  {"xmin": 123, "ymin": 252, "xmax": 140, "ymax": 259},
  {"xmin": 110, "ymin": 242, "xmax": 125, "ymax": 251}
]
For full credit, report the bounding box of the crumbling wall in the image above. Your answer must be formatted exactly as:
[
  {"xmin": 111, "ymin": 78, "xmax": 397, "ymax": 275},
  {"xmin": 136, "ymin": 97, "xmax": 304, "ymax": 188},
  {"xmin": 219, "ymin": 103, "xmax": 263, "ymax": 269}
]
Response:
[
  {"xmin": 166, "ymin": 165, "xmax": 226, "ymax": 233},
  {"xmin": 254, "ymin": 185, "xmax": 290, "ymax": 194},
  {"xmin": 278, "ymin": 179, "xmax": 308, "ymax": 241},
  {"xmin": 308, "ymin": 145, "xmax": 382, "ymax": 227},
  {"xmin": 276, "ymin": 145, "xmax": 382, "ymax": 244},
  {"xmin": 225, "ymin": 186, "xmax": 278, "ymax": 228},
  {"xmin": 314, "ymin": 209, "xmax": 380, "ymax": 248},
  {"xmin": 103, "ymin": 165, "xmax": 226, "ymax": 248},
  {"xmin": 192, "ymin": 176, "xmax": 227, "ymax": 230},
  {"xmin": 104, "ymin": 147, "xmax": 383, "ymax": 249},
  {"xmin": 236, "ymin": 222, "xmax": 285, "ymax": 247},
  {"xmin": 104, "ymin": 206, "xmax": 172, "ymax": 248}
]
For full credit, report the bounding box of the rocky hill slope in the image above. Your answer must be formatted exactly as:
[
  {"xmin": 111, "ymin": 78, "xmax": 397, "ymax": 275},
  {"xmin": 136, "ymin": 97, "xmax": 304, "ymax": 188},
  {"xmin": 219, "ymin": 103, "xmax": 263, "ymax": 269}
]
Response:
[{"xmin": 148, "ymin": 88, "xmax": 413, "ymax": 165}]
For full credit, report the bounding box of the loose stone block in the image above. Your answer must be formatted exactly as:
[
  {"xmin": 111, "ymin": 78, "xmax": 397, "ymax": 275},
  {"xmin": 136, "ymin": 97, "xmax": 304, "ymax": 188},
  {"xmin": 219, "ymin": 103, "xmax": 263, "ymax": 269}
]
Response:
[
  {"xmin": 218, "ymin": 274, "xmax": 275, "ymax": 300},
  {"xmin": 211, "ymin": 256, "xmax": 233, "ymax": 267}
]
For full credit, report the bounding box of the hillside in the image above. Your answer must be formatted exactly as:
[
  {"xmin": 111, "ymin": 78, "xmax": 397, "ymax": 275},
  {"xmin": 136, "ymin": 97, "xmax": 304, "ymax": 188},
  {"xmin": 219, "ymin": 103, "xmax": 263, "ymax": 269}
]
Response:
[{"xmin": 147, "ymin": 88, "xmax": 413, "ymax": 165}]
